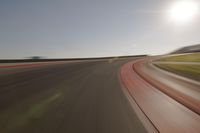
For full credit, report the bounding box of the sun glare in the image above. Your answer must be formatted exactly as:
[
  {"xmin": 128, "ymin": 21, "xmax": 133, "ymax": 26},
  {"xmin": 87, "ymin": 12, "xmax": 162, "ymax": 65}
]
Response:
[{"xmin": 168, "ymin": 0, "xmax": 199, "ymax": 24}]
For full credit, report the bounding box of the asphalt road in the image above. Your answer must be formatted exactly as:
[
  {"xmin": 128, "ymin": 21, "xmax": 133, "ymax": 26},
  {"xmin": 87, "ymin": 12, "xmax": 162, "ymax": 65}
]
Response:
[{"xmin": 0, "ymin": 58, "xmax": 147, "ymax": 133}]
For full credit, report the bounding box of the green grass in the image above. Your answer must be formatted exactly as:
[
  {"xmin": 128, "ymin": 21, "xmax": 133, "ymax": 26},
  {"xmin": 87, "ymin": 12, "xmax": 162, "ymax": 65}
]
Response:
[
  {"xmin": 156, "ymin": 53, "xmax": 200, "ymax": 62},
  {"xmin": 155, "ymin": 64, "xmax": 200, "ymax": 81}
]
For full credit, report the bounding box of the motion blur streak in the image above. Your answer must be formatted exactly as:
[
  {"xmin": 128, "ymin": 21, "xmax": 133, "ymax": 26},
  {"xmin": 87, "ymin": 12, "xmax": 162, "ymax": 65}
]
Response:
[
  {"xmin": 120, "ymin": 59, "xmax": 200, "ymax": 133},
  {"xmin": 135, "ymin": 58, "xmax": 200, "ymax": 115},
  {"xmin": 0, "ymin": 58, "xmax": 147, "ymax": 133}
]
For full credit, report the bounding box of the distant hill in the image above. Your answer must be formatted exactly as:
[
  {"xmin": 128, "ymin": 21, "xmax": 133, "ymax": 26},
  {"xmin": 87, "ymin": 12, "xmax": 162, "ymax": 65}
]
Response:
[{"xmin": 171, "ymin": 44, "xmax": 200, "ymax": 54}]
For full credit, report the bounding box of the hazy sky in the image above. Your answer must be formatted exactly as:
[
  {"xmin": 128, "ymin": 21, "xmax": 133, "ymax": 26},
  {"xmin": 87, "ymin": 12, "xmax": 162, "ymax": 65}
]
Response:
[{"xmin": 0, "ymin": 0, "xmax": 200, "ymax": 59}]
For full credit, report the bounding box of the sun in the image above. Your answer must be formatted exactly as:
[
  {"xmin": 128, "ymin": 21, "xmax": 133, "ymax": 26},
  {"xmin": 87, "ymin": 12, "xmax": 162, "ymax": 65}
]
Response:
[{"xmin": 168, "ymin": 0, "xmax": 199, "ymax": 24}]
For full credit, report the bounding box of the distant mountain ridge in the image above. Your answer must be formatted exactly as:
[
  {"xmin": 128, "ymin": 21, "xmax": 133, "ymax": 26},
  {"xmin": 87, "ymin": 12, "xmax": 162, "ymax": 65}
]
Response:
[{"xmin": 171, "ymin": 44, "xmax": 200, "ymax": 54}]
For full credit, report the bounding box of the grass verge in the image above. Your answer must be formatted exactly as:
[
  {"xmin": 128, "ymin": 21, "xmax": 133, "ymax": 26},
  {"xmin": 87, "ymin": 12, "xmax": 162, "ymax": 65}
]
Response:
[
  {"xmin": 155, "ymin": 63, "xmax": 200, "ymax": 81},
  {"xmin": 156, "ymin": 53, "xmax": 200, "ymax": 62}
]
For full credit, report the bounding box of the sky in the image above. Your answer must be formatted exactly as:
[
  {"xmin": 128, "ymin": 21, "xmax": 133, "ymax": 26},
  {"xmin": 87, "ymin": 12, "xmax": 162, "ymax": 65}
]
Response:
[{"xmin": 0, "ymin": 0, "xmax": 200, "ymax": 59}]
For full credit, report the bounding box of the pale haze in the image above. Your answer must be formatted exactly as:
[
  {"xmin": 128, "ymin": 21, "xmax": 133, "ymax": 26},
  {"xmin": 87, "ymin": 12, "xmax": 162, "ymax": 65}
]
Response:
[{"xmin": 0, "ymin": 0, "xmax": 200, "ymax": 59}]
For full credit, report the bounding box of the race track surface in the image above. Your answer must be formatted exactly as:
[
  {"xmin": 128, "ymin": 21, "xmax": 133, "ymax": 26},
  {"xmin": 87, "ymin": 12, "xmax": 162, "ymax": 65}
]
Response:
[{"xmin": 0, "ymin": 58, "xmax": 147, "ymax": 133}]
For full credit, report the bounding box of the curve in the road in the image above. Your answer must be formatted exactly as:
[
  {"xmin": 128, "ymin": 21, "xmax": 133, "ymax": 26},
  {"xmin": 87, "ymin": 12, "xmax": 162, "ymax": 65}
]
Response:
[
  {"xmin": 135, "ymin": 58, "xmax": 200, "ymax": 115},
  {"xmin": 120, "ymin": 59, "xmax": 200, "ymax": 133}
]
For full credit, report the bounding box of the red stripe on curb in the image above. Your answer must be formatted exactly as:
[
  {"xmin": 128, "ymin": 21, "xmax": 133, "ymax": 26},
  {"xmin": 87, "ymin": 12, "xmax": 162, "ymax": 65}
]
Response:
[
  {"xmin": 0, "ymin": 63, "xmax": 45, "ymax": 69},
  {"xmin": 0, "ymin": 61, "xmax": 77, "ymax": 69},
  {"xmin": 120, "ymin": 59, "xmax": 200, "ymax": 133}
]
